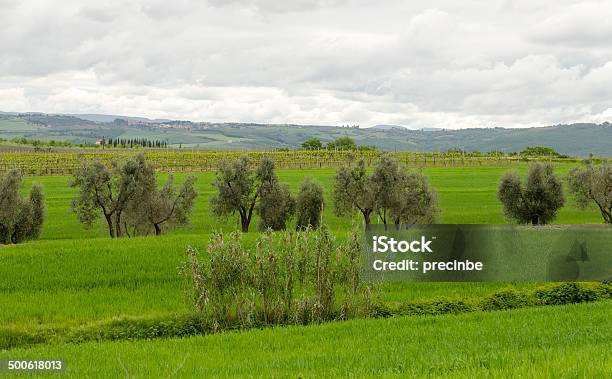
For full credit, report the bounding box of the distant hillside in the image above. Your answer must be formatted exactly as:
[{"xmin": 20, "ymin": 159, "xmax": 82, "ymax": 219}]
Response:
[
  {"xmin": 371, "ymin": 124, "xmax": 410, "ymax": 130},
  {"xmin": 0, "ymin": 112, "xmax": 610, "ymax": 156},
  {"xmin": 371, "ymin": 124, "xmax": 442, "ymax": 131},
  {"xmin": 67, "ymin": 114, "xmax": 173, "ymax": 124}
]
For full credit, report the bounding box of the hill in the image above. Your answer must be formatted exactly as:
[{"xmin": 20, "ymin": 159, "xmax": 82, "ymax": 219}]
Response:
[{"xmin": 0, "ymin": 112, "xmax": 610, "ymax": 156}]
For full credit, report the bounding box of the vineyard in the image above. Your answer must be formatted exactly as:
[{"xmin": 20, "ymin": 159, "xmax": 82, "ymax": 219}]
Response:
[{"xmin": 0, "ymin": 149, "xmax": 599, "ymax": 175}]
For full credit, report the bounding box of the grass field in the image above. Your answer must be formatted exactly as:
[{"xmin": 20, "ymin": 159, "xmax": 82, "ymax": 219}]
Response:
[
  {"xmin": 2, "ymin": 163, "xmax": 602, "ymax": 325},
  {"xmin": 2, "ymin": 302, "xmax": 610, "ymax": 378},
  {"xmin": 1, "ymin": 162, "xmax": 609, "ymax": 376}
]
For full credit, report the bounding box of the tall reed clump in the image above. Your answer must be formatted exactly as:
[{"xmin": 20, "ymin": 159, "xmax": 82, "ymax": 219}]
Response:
[{"xmin": 181, "ymin": 225, "xmax": 379, "ymax": 331}]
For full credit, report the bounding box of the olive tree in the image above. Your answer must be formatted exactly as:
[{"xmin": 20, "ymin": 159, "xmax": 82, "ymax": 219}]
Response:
[
  {"xmin": 71, "ymin": 154, "xmax": 195, "ymax": 238},
  {"xmin": 332, "ymin": 158, "xmax": 375, "ymax": 224},
  {"xmin": 71, "ymin": 156, "xmax": 149, "ymax": 238},
  {"xmin": 296, "ymin": 178, "xmax": 325, "ymax": 230},
  {"xmin": 256, "ymin": 158, "xmax": 295, "ymax": 231},
  {"xmin": 567, "ymin": 161, "xmax": 612, "ymax": 224},
  {"xmin": 371, "ymin": 155, "xmax": 403, "ymax": 225},
  {"xmin": 211, "ymin": 156, "xmax": 293, "ymax": 232},
  {"xmin": 125, "ymin": 175, "xmax": 198, "ymax": 236},
  {"xmin": 498, "ymin": 162, "xmax": 565, "ymax": 225},
  {"xmin": 389, "ymin": 172, "xmax": 438, "ymax": 225},
  {"xmin": 210, "ymin": 156, "xmax": 258, "ymax": 232},
  {"xmin": 0, "ymin": 170, "xmax": 45, "ymax": 244},
  {"xmin": 336, "ymin": 155, "xmax": 438, "ymax": 227}
]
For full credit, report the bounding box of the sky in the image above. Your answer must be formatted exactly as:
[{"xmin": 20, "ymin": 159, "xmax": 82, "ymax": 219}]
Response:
[{"xmin": 1, "ymin": 0, "xmax": 611, "ymax": 128}]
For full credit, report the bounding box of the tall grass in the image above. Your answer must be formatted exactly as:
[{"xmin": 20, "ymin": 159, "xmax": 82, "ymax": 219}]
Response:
[{"xmin": 181, "ymin": 226, "xmax": 378, "ymax": 330}]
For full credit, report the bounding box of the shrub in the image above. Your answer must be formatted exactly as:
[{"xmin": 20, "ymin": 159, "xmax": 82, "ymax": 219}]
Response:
[
  {"xmin": 479, "ymin": 289, "xmax": 533, "ymax": 311},
  {"xmin": 534, "ymin": 283, "xmax": 599, "ymax": 305},
  {"xmin": 397, "ymin": 298, "xmax": 475, "ymax": 316}
]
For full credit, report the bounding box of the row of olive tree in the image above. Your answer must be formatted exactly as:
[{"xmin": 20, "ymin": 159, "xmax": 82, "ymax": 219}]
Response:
[
  {"xmin": 497, "ymin": 161, "xmax": 611, "ymax": 225},
  {"xmin": 3, "ymin": 156, "xmax": 608, "ymax": 244},
  {"xmin": 0, "ymin": 170, "xmax": 45, "ymax": 244},
  {"xmin": 332, "ymin": 156, "xmax": 439, "ymax": 225},
  {"xmin": 71, "ymin": 154, "xmax": 198, "ymax": 238},
  {"xmin": 210, "ymin": 156, "xmax": 325, "ymax": 232}
]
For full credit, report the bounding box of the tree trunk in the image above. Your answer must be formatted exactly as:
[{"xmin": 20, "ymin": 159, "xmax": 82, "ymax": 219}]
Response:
[
  {"xmin": 393, "ymin": 217, "xmax": 402, "ymax": 230},
  {"xmin": 240, "ymin": 202, "xmax": 256, "ymax": 233},
  {"xmin": 154, "ymin": 223, "xmax": 162, "ymax": 236},
  {"xmin": 602, "ymin": 209, "xmax": 611, "ymax": 224},
  {"xmin": 240, "ymin": 216, "xmax": 250, "ymax": 232},
  {"xmin": 104, "ymin": 213, "xmax": 115, "ymax": 238},
  {"xmin": 115, "ymin": 212, "xmax": 126, "ymax": 238},
  {"xmin": 531, "ymin": 216, "xmax": 539, "ymax": 226},
  {"xmin": 362, "ymin": 210, "xmax": 372, "ymax": 225},
  {"xmin": 596, "ymin": 203, "xmax": 612, "ymax": 224},
  {"xmin": 0, "ymin": 225, "xmax": 9, "ymax": 244}
]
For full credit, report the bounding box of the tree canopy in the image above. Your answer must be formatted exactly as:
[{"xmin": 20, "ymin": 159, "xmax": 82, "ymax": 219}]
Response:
[
  {"xmin": 333, "ymin": 156, "xmax": 437, "ymax": 226},
  {"xmin": 520, "ymin": 146, "xmax": 562, "ymax": 157},
  {"xmin": 332, "ymin": 158, "xmax": 376, "ymax": 224},
  {"xmin": 0, "ymin": 170, "xmax": 45, "ymax": 244},
  {"xmin": 211, "ymin": 156, "xmax": 295, "ymax": 232},
  {"xmin": 327, "ymin": 136, "xmax": 357, "ymax": 150},
  {"xmin": 296, "ymin": 178, "xmax": 325, "ymax": 230},
  {"xmin": 71, "ymin": 154, "xmax": 197, "ymax": 237},
  {"xmin": 301, "ymin": 137, "xmax": 323, "ymax": 150},
  {"xmin": 567, "ymin": 161, "xmax": 612, "ymax": 224},
  {"xmin": 255, "ymin": 157, "xmax": 295, "ymax": 231},
  {"xmin": 498, "ymin": 162, "xmax": 565, "ymax": 225}
]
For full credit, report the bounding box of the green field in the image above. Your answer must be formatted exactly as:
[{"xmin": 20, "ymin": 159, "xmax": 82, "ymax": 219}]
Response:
[
  {"xmin": 2, "ymin": 302, "xmax": 610, "ymax": 378},
  {"xmin": 1, "ymin": 162, "xmax": 610, "ymax": 376}
]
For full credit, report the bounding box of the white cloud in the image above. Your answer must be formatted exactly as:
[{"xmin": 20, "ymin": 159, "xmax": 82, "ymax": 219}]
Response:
[
  {"xmin": 0, "ymin": 0, "xmax": 611, "ymax": 128},
  {"xmin": 528, "ymin": 1, "xmax": 612, "ymax": 47}
]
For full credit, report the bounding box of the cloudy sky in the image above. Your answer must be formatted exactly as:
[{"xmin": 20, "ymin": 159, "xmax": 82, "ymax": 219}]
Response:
[{"xmin": 1, "ymin": 0, "xmax": 611, "ymax": 128}]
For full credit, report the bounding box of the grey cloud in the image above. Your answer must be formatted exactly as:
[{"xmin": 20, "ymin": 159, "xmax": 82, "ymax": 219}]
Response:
[
  {"xmin": 205, "ymin": 0, "xmax": 350, "ymax": 13},
  {"xmin": 0, "ymin": 0, "xmax": 610, "ymax": 128}
]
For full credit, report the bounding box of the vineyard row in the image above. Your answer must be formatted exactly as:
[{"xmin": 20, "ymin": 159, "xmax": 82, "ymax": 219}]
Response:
[{"xmin": 0, "ymin": 150, "xmax": 600, "ymax": 175}]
